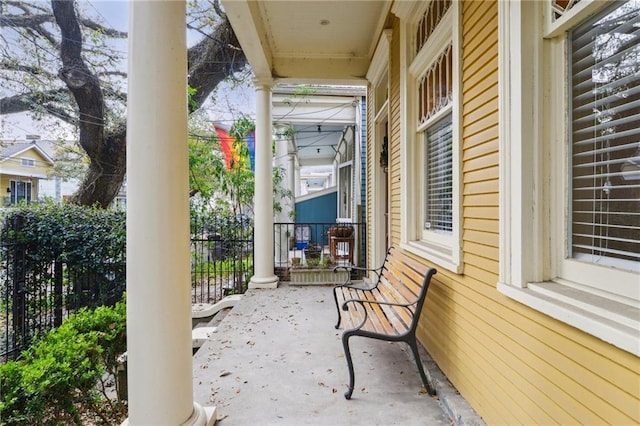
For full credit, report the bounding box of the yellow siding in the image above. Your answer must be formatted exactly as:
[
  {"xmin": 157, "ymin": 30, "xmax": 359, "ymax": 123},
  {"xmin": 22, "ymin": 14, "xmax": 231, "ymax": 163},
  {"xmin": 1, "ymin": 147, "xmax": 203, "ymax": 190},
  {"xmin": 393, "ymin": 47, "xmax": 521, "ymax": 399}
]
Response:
[
  {"xmin": 394, "ymin": 1, "xmax": 640, "ymax": 424},
  {"xmin": 1, "ymin": 148, "xmax": 52, "ymax": 178}
]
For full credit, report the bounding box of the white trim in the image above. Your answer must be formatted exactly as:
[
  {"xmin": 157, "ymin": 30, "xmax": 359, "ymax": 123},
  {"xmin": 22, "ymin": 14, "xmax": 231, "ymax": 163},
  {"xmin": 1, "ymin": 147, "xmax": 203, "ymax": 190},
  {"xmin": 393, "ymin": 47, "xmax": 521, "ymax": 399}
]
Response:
[
  {"xmin": 337, "ymin": 160, "xmax": 354, "ymax": 221},
  {"xmin": 544, "ymin": 0, "xmax": 610, "ymax": 38},
  {"xmin": 367, "ymin": 26, "xmax": 391, "ymax": 269},
  {"xmin": 498, "ymin": 282, "xmax": 640, "ymax": 356},
  {"xmin": 367, "ymin": 30, "xmax": 392, "ymax": 83},
  {"xmin": 2, "ymin": 171, "xmax": 46, "ymax": 179},
  {"xmin": 402, "ymin": 0, "xmax": 462, "ymax": 274},
  {"xmin": 391, "ymin": 0, "xmax": 422, "ymax": 21},
  {"xmin": 497, "ymin": 0, "xmax": 640, "ymax": 355},
  {"xmin": 408, "ymin": 8, "xmax": 453, "ymax": 79},
  {"xmin": 498, "ymin": 0, "xmax": 544, "ymax": 288}
]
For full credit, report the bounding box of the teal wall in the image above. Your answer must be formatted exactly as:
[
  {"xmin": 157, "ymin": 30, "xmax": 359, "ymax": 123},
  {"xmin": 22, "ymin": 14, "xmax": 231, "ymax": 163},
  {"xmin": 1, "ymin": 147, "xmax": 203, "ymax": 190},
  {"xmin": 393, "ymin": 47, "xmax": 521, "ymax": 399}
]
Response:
[
  {"xmin": 295, "ymin": 192, "xmax": 336, "ymax": 223},
  {"xmin": 295, "ymin": 191, "xmax": 337, "ymax": 246}
]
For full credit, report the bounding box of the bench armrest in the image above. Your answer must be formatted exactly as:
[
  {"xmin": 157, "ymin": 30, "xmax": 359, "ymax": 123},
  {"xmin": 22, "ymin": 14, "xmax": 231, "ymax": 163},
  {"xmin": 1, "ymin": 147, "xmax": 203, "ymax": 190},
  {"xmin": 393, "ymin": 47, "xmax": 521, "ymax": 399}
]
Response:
[
  {"xmin": 332, "ymin": 264, "xmax": 383, "ymax": 287},
  {"xmin": 341, "ymin": 298, "xmax": 416, "ymax": 330},
  {"xmin": 342, "ymin": 298, "xmax": 416, "ymax": 311}
]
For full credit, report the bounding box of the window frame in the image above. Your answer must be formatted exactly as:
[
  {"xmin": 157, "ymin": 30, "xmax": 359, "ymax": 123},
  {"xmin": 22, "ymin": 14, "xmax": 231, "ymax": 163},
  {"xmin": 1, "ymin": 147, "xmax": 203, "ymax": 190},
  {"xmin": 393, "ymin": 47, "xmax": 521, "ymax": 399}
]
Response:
[
  {"xmin": 20, "ymin": 157, "xmax": 36, "ymax": 167},
  {"xmin": 337, "ymin": 160, "xmax": 353, "ymax": 221},
  {"xmin": 398, "ymin": 0, "xmax": 462, "ymax": 273},
  {"xmin": 497, "ymin": 0, "xmax": 640, "ymax": 356},
  {"xmin": 10, "ymin": 179, "xmax": 32, "ymax": 204}
]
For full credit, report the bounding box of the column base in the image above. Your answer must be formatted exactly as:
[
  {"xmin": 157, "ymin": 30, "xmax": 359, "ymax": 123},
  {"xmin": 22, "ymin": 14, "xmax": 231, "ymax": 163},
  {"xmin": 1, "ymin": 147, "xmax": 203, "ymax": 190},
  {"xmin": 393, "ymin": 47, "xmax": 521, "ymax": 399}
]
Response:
[
  {"xmin": 181, "ymin": 404, "xmax": 216, "ymax": 426},
  {"xmin": 121, "ymin": 403, "xmax": 216, "ymax": 426},
  {"xmin": 249, "ymin": 274, "xmax": 279, "ymax": 289}
]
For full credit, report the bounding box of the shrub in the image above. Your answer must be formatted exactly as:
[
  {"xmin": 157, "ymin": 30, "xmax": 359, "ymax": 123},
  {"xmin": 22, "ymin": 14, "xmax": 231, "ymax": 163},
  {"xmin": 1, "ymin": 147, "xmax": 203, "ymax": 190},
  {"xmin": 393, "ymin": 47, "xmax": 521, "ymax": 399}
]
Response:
[{"xmin": 0, "ymin": 299, "xmax": 127, "ymax": 425}]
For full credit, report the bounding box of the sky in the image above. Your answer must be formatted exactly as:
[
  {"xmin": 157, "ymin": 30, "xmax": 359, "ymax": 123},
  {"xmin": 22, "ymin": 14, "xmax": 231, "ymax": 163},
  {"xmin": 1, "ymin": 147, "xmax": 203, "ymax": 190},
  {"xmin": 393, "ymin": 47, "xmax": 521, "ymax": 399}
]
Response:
[{"xmin": 1, "ymin": 0, "xmax": 256, "ymax": 141}]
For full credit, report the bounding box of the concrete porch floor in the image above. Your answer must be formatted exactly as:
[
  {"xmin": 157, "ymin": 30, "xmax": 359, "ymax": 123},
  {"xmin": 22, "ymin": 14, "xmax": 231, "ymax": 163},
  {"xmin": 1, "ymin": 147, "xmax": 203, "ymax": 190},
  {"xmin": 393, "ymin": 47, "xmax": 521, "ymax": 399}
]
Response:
[{"xmin": 192, "ymin": 284, "xmax": 484, "ymax": 425}]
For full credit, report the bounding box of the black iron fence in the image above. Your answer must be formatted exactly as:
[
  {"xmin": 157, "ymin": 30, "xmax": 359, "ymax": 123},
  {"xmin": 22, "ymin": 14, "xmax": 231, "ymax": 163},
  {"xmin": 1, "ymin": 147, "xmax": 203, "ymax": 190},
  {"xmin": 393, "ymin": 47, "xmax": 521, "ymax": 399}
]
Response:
[
  {"xmin": 190, "ymin": 216, "xmax": 254, "ymax": 304},
  {"xmin": 0, "ymin": 241, "xmax": 125, "ymax": 362},
  {"xmin": 273, "ymin": 222, "xmax": 366, "ymax": 282},
  {"xmin": 1, "ymin": 217, "xmax": 367, "ymax": 361},
  {"xmin": 0, "ymin": 215, "xmax": 253, "ymax": 363}
]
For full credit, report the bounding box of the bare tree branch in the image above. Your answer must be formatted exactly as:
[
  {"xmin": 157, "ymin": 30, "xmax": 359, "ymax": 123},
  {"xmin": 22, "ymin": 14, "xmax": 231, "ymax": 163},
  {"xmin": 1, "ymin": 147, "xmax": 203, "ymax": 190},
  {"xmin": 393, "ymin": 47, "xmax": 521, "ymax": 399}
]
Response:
[{"xmin": 0, "ymin": 89, "xmax": 76, "ymax": 125}]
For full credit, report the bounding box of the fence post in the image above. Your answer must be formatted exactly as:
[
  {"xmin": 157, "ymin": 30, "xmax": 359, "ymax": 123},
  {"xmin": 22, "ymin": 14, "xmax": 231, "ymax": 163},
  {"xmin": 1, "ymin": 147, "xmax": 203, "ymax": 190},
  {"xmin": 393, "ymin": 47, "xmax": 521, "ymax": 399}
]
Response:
[
  {"xmin": 54, "ymin": 259, "xmax": 63, "ymax": 327},
  {"xmin": 11, "ymin": 214, "xmax": 27, "ymax": 351}
]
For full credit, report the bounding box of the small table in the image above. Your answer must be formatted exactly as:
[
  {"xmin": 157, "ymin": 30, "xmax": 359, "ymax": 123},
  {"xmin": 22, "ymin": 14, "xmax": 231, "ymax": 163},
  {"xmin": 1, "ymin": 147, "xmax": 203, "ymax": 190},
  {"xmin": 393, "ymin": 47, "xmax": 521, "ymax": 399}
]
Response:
[{"xmin": 330, "ymin": 236, "xmax": 354, "ymax": 265}]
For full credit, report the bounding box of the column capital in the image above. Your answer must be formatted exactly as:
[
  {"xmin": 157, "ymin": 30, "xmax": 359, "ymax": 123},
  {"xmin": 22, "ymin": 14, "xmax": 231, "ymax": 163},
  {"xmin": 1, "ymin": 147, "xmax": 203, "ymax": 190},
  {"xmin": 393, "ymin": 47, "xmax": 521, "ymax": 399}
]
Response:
[{"xmin": 253, "ymin": 77, "xmax": 274, "ymax": 89}]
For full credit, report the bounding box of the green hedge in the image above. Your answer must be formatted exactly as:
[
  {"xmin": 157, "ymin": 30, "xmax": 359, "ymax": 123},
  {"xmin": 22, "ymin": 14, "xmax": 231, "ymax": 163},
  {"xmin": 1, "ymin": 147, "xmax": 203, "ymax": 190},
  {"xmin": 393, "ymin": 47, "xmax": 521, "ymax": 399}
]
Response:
[
  {"xmin": 0, "ymin": 202, "xmax": 125, "ymax": 268},
  {"xmin": 0, "ymin": 299, "xmax": 127, "ymax": 426}
]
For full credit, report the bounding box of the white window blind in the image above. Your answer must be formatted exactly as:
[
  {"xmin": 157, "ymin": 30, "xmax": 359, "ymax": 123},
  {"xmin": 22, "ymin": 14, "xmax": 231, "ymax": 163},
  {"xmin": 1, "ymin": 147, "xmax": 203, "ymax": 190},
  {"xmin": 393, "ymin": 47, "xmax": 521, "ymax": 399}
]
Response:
[
  {"xmin": 570, "ymin": 0, "xmax": 640, "ymax": 270},
  {"xmin": 424, "ymin": 114, "xmax": 453, "ymax": 233}
]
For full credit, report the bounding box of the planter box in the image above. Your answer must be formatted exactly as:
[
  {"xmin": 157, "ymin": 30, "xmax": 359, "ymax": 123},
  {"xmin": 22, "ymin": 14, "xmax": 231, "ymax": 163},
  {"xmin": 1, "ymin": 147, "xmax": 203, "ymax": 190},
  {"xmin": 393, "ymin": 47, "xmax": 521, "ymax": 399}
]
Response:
[{"xmin": 289, "ymin": 268, "xmax": 349, "ymax": 285}]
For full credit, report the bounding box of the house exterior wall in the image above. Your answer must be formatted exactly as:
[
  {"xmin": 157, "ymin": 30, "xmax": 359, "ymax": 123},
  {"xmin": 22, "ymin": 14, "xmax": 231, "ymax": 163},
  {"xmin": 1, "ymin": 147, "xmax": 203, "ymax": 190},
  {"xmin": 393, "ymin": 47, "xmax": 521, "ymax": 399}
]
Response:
[
  {"xmin": 0, "ymin": 148, "xmax": 50, "ymax": 179},
  {"xmin": 374, "ymin": 1, "xmax": 640, "ymax": 424},
  {"xmin": 0, "ymin": 148, "xmax": 52, "ymax": 204}
]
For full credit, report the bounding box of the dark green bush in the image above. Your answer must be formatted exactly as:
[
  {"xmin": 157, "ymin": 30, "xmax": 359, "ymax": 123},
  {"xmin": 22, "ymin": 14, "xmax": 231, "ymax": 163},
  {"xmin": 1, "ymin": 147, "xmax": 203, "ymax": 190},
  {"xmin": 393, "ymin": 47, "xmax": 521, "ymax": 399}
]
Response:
[
  {"xmin": 0, "ymin": 299, "xmax": 127, "ymax": 426},
  {"xmin": 0, "ymin": 201, "xmax": 126, "ymax": 267}
]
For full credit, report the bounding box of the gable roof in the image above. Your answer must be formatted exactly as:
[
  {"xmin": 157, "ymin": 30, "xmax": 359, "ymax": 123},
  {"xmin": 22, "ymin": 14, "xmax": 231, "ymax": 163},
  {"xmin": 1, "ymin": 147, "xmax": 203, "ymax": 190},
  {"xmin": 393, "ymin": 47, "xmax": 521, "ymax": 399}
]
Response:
[{"xmin": 0, "ymin": 141, "xmax": 55, "ymax": 165}]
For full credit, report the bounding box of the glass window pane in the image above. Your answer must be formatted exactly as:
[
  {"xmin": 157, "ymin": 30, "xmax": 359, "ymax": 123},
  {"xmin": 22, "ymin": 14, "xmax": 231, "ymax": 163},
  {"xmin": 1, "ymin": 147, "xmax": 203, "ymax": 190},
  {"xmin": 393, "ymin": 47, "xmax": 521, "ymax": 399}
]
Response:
[
  {"xmin": 570, "ymin": 0, "xmax": 640, "ymax": 269},
  {"xmin": 424, "ymin": 114, "xmax": 453, "ymax": 233}
]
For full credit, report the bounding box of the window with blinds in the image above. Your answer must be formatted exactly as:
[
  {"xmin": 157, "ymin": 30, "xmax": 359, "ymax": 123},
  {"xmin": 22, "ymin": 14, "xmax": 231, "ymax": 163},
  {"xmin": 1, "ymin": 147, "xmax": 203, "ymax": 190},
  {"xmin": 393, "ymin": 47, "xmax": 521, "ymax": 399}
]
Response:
[
  {"xmin": 424, "ymin": 114, "xmax": 453, "ymax": 233},
  {"xmin": 570, "ymin": 0, "xmax": 640, "ymax": 270}
]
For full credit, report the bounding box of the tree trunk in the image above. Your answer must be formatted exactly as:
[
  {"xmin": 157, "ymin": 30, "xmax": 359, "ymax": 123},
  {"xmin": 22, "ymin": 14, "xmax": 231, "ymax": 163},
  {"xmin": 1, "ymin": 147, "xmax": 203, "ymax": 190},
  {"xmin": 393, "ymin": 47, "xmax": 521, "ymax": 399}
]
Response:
[
  {"xmin": 6, "ymin": 2, "xmax": 247, "ymax": 208},
  {"xmin": 69, "ymin": 124, "xmax": 127, "ymax": 208}
]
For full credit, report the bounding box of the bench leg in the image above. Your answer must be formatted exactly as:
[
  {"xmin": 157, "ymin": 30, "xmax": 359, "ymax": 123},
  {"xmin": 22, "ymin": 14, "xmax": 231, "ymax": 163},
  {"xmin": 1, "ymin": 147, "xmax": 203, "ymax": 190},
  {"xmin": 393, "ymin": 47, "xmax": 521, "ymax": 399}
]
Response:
[
  {"xmin": 407, "ymin": 338, "xmax": 435, "ymax": 396},
  {"xmin": 342, "ymin": 331, "xmax": 356, "ymax": 399},
  {"xmin": 332, "ymin": 288, "xmax": 342, "ymax": 329}
]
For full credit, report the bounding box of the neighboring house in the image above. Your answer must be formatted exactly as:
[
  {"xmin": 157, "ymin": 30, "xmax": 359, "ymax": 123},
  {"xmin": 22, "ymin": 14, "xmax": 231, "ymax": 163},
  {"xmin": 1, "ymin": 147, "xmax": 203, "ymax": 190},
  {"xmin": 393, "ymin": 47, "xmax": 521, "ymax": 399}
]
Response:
[
  {"xmin": 1, "ymin": 139, "xmax": 127, "ymax": 209},
  {"xmin": 272, "ymin": 86, "xmax": 366, "ymax": 224},
  {"xmin": 123, "ymin": 2, "xmax": 639, "ymax": 424},
  {"xmin": 0, "ymin": 141, "xmax": 54, "ymax": 207}
]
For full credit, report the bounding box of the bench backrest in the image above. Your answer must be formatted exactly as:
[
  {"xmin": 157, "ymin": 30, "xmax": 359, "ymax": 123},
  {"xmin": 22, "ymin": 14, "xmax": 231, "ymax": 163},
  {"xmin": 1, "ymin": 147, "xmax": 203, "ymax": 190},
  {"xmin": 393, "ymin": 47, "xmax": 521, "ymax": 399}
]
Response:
[{"xmin": 375, "ymin": 247, "xmax": 437, "ymax": 331}]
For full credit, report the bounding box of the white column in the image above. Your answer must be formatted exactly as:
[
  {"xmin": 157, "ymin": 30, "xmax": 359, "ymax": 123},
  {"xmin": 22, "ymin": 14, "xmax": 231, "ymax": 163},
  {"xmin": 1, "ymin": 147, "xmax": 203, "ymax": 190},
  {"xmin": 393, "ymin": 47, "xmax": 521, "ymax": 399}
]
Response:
[
  {"xmin": 126, "ymin": 2, "xmax": 213, "ymax": 425},
  {"xmin": 288, "ymin": 152, "xmax": 296, "ymax": 199},
  {"xmin": 274, "ymin": 125, "xmax": 290, "ymax": 267},
  {"xmin": 249, "ymin": 80, "xmax": 278, "ymax": 288}
]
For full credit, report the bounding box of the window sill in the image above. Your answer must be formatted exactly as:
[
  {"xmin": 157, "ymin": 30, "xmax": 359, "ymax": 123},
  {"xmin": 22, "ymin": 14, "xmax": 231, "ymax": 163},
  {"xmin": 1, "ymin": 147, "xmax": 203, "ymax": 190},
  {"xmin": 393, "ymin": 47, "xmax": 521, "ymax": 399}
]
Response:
[
  {"xmin": 402, "ymin": 240, "xmax": 462, "ymax": 274},
  {"xmin": 497, "ymin": 281, "xmax": 640, "ymax": 356}
]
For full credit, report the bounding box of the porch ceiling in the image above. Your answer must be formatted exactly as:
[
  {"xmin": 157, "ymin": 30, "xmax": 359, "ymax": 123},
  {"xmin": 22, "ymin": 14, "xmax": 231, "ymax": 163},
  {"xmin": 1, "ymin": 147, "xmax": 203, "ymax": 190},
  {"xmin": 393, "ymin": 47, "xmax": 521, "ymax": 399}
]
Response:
[{"xmin": 221, "ymin": 0, "xmax": 390, "ymax": 83}]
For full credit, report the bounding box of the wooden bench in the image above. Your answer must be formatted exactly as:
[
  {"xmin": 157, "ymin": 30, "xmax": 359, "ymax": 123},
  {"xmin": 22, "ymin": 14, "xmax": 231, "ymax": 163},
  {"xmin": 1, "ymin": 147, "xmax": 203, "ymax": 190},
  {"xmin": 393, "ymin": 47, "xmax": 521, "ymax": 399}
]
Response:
[{"xmin": 332, "ymin": 247, "xmax": 437, "ymax": 399}]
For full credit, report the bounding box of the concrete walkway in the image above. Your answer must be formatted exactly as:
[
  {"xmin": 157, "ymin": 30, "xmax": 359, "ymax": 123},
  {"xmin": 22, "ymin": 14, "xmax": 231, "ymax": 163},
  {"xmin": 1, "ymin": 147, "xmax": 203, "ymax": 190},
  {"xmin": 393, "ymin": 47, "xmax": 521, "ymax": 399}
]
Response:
[{"xmin": 193, "ymin": 284, "xmax": 484, "ymax": 426}]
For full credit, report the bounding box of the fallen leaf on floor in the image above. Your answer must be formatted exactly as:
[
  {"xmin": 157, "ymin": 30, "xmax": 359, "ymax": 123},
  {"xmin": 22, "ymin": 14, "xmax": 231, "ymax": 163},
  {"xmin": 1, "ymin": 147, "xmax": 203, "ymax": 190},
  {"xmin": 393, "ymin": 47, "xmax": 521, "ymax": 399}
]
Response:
[
  {"xmin": 332, "ymin": 388, "xmax": 338, "ymax": 393},
  {"xmin": 220, "ymin": 371, "xmax": 232, "ymax": 377},
  {"xmin": 217, "ymin": 414, "xmax": 228, "ymax": 421},
  {"xmin": 420, "ymin": 385, "xmax": 428, "ymax": 394}
]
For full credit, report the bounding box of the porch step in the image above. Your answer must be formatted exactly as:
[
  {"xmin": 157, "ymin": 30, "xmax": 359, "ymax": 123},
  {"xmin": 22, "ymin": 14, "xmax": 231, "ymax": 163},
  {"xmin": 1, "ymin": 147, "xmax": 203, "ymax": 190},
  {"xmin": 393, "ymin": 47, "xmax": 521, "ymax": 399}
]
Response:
[
  {"xmin": 192, "ymin": 326, "xmax": 218, "ymax": 348},
  {"xmin": 192, "ymin": 294, "xmax": 243, "ymax": 319}
]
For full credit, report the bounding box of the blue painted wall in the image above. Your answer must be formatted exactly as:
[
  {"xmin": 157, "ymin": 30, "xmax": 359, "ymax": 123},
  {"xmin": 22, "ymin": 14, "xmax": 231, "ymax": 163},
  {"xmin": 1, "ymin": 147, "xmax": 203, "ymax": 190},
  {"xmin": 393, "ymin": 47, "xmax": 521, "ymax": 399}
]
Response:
[
  {"xmin": 295, "ymin": 191, "xmax": 337, "ymax": 245},
  {"xmin": 295, "ymin": 191, "xmax": 336, "ymax": 223}
]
